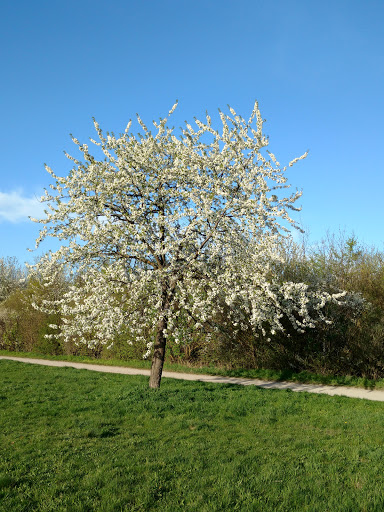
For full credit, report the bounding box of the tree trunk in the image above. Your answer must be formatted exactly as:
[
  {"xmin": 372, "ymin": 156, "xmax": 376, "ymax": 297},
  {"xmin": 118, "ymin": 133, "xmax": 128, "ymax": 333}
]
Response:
[
  {"xmin": 149, "ymin": 315, "xmax": 167, "ymax": 389},
  {"xmin": 149, "ymin": 267, "xmax": 177, "ymax": 388}
]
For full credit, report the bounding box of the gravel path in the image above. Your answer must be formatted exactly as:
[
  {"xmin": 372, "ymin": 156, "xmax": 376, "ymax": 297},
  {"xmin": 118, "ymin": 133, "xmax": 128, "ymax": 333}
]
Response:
[{"xmin": 2, "ymin": 355, "xmax": 384, "ymax": 402}]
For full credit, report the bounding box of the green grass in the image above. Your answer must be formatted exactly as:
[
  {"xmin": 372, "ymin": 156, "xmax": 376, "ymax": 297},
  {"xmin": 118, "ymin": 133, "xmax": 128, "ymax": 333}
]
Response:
[
  {"xmin": 1, "ymin": 360, "xmax": 384, "ymax": 511},
  {"xmin": 1, "ymin": 348, "xmax": 384, "ymax": 389}
]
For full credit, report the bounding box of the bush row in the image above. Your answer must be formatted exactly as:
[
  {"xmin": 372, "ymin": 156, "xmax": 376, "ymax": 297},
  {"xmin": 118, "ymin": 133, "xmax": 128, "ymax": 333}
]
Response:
[{"xmin": 1, "ymin": 233, "xmax": 384, "ymax": 378}]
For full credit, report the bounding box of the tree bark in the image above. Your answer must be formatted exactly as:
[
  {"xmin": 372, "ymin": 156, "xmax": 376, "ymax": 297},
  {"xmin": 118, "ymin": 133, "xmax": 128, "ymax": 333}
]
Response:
[
  {"xmin": 149, "ymin": 281, "xmax": 169, "ymax": 389},
  {"xmin": 149, "ymin": 315, "xmax": 167, "ymax": 389}
]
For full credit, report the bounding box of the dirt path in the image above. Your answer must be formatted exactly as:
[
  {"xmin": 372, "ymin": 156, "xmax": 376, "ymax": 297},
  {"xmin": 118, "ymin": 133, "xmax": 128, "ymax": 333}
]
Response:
[{"xmin": 2, "ymin": 355, "xmax": 384, "ymax": 402}]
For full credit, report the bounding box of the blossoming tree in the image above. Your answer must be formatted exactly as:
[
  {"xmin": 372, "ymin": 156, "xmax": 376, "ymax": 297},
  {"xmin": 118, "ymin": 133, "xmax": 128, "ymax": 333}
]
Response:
[{"xmin": 31, "ymin": 101, "xmax": 346, "ymax": 388}]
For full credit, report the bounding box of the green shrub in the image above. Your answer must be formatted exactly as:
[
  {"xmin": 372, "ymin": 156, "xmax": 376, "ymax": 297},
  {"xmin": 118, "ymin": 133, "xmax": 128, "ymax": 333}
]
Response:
[{"xmin": 2, "ymin": 233, "xmax": 384, "ymax": 380}]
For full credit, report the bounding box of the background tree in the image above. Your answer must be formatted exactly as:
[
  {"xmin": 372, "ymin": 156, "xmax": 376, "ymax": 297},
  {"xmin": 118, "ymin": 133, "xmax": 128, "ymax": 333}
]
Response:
[
  {"xmin": 0, "ymin": 257, "xmax": 25, "ymax": 303},
  {"xmin": 31, "ymin": 102, "xmax": 346, "ymax": 388}
]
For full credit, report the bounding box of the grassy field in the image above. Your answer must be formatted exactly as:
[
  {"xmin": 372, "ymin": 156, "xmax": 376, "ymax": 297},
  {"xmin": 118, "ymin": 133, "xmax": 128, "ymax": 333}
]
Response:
[
  {"xmin": 1, "ymin": 360, "xmax": 384, "ymax": 511},
  {"xmin": 2, "ymin": 349, "xmax": 384, "ymax": 389}
]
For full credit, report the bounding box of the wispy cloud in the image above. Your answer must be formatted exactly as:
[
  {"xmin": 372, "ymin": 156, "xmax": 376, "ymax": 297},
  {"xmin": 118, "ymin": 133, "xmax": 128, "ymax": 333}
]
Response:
[{"xmin": 0, "ymin": 190, "xmax": 45, "ymax": 223}]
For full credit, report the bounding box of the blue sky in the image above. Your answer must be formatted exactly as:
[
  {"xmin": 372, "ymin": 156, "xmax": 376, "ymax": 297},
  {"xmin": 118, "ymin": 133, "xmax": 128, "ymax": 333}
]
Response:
[{"xmin": 1, "ymin": 0, "xmax": 383, "ymax": 264}]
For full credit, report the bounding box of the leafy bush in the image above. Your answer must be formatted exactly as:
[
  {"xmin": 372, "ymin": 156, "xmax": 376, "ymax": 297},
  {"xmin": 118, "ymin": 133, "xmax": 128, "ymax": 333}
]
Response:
[
  {"xmin": 2, "ymin": 231, "xmax": 384, "ymax": 379},
  {"xmin": 0, "ymin": 271, "xmax": 67, "ymax": 355}
]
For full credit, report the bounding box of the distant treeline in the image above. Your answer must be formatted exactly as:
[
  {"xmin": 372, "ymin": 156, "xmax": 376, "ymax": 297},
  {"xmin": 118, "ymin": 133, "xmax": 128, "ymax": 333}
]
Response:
[{"xmin": 1, "ymin": 232, "xmax": 384, "ymax": 378}]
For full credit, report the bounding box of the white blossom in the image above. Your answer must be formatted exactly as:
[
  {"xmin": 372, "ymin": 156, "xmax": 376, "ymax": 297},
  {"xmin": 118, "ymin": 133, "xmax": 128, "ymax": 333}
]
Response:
[{"xmin": 29, "ymin": 101, "xmax": 353, "ymax": 387}]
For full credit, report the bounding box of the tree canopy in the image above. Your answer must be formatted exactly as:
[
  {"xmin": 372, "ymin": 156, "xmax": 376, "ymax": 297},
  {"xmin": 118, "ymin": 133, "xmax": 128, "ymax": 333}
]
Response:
[{"xmin": 31, "ymin": 101, "xmax": 346, "ymax": 388}]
